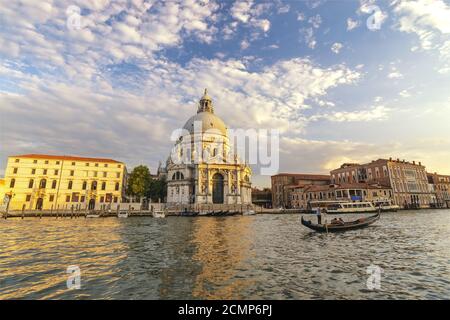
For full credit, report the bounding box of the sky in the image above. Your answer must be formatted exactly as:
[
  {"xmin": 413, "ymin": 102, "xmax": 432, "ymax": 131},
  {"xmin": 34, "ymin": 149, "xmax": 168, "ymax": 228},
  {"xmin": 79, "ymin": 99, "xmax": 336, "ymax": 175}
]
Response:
[{"xmin": 0, "ymin": 0, "xmax": 449, "ymax": 188}]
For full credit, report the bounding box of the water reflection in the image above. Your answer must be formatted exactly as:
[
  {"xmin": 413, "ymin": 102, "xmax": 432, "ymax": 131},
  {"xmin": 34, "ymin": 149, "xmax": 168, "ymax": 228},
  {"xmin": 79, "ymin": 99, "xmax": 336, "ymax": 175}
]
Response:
[{"xmin": 0, "ymin": 210, "xmax": 449, "ymax": 299}]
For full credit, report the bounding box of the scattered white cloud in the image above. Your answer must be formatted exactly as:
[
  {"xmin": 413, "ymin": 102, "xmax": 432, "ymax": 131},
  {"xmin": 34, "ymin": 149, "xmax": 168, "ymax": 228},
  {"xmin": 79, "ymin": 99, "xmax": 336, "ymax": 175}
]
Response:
[
  {"xmin": 308, "ymin": 14, "xmax": 322, "ymax": 29},
  {"xmin": 347, "ymin": 18, "xmax": 360, "ymax": 31},
  {"xmin": 331, "ymin": 42, "xmax": 343, "ymax": 54},
  {"xmin": 399, "ymin": 89, "xmax": 411, "ymax": 98},
  {"xmin": 300, "ymin": 27, "xmax": 317, "ymax": 49},
  {"xmin": 297, "ymin": 12, "xmax": 306, "ymax": 21},
  {"xmin": 240, "ymin": 39, "xmax": 250, "ymax": 50},
  {"xmin": 310, "ymin": 105, "xmax": 390, "ymax": 122},
  {"xmin": 277, "ymin": 4, "xmax": 290, "ymax": 14},
  {"xmin": 393, "ymin": 0, "xmax": 450, "ymax": 60}
]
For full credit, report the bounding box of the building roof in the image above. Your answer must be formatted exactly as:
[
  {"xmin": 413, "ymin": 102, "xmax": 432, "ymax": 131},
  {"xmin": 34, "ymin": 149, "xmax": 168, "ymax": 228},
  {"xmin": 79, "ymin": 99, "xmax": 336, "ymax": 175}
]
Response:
[
  {"xmin": 10, "ymin": 154, "xmax": 123, "ymax": 164},
  {"xmin": 272, "ymin": 173, "xmax": 330, "ymax": 180}
]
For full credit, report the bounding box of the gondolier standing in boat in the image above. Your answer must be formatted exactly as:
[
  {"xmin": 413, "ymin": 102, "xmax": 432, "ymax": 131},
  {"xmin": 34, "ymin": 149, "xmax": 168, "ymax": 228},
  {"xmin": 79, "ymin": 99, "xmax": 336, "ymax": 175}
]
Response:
[{"xmin": 316, "ymin": 206, "xmax": 328, "ymax": 225}]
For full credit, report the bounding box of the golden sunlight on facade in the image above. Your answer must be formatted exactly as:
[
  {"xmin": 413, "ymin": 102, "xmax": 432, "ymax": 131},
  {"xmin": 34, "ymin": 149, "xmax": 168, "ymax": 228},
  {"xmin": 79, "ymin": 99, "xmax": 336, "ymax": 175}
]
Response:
[{"xmin": 3, "ymin": 154, "xmax": 126, "ymax": 211}]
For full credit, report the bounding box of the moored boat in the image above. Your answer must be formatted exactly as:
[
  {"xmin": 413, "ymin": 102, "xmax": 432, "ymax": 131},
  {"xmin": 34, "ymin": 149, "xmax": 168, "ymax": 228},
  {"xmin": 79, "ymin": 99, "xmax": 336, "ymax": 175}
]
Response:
[
  {"xmin": 301, "ymin": 212, "xmax": 380, "ymax": 232},
  {"xmin": 152, "ymin": 210, "xmax": 166, "ymax": 218},
  {"xmin": 243, "ymin": 210, "xmax": 256, "ymax": 216},
  {"xmin": 117, "ymin": 211, "xmax": 128, "ymax": 218},
  {"xmin": 86, "ymin": 213, "xmax": 101, "ymax": 218},
  {"xmin": 325, "ymin": 201, "xmax": 377, "ymax": 214}
]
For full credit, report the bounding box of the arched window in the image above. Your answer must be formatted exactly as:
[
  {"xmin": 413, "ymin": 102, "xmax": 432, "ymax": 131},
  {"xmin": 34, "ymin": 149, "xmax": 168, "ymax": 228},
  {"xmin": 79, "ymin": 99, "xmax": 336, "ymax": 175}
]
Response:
[
  {"xmin": 28, "ymin": 179, "xmax": 34, "ymax": 189},
  {"xmin": 68, "ymin": 181, "xmax": 73, "ymax": 190},
  {"xmin": 91, "ymin": 181, "xmax": 97, "ymax": 190},
  {"xmin": 39, "ymin": 179, "xmax": 47, "ymax": 189},
  {"xmin": 176, "ymin": 172, "xmax": 180, "ymax": 180},
  {"xmin": 82, "ymin": 181, "xmax": 87, "ymax": 190},
  {"xmin": 10, "ymin": 179, "xmax": 15, "ymax": 188},
  {"xmin": 172, "ymin": 173, "xmax": 176, "ymax": 180},
  {"xmin": 115, "ymin": 182, "xmax": 120, "ymax": 191},
  {"xmin": 101, "ymin": 181, "xmax": 106, "ymax": 190},
  {"xmin": 180, "ymin": 172, "xmax": 184, "ymax": 179},
  {"xmin": 52, "ymin": 180, "xmax": 57, "ymax": 189}
]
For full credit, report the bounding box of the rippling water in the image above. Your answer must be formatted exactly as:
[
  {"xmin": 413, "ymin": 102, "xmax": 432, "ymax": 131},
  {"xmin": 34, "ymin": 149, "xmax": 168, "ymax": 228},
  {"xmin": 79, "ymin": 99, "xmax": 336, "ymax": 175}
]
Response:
[{"xmin": 1, "ymin": 210, "xmax": 450, "ymax": 299}]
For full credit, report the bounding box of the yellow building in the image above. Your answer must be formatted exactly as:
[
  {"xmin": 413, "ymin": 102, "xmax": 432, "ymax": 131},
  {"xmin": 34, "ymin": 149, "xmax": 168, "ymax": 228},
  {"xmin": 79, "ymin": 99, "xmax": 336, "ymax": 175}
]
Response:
[
  {"xmin": 0, "ymin": 178, "xmax": 6, "ymax": 209},
  {"xmin": 3, "ymin": 154, "xmax": 126, "ymax": 211}
]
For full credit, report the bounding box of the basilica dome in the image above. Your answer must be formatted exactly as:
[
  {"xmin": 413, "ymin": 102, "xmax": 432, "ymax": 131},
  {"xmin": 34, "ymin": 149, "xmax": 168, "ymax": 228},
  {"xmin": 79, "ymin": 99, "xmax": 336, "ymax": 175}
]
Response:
[
  {"xmin": 183, "ymin": 112, "xmax": 228, "ymax": 136},
  {"xmin": 182, "ymin": 89, "xmax": 228, "ymax": 136}
]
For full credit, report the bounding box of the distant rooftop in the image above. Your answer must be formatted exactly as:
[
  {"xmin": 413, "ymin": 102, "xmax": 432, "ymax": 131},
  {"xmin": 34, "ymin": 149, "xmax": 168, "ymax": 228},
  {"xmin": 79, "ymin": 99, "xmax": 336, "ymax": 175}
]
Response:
[
  {"xmin": 272, "ymin": 173, "xmax": 330, "ymax": 180},
  {"xmin": 10, "ymin": 154, "xmax": 123, "ymax": 164}
]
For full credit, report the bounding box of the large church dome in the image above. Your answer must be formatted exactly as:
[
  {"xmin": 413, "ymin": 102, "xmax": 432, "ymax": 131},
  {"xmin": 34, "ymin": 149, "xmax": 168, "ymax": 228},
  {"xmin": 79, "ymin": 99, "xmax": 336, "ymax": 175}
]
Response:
[
  {"xmin": 183, "ymin": 112, "xmax": 227, "ymax": 136},
  {"xmin": 182, "ymin": 89, "xmax": 228, "ymax": 136}
]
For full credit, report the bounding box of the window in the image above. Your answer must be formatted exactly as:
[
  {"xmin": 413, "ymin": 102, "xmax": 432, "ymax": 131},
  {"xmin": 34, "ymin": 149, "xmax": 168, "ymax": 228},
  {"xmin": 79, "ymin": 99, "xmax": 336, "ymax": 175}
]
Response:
[
  {"xmin": 100, "ymin": 196, "xmax": 105, "ymax": 203},
  {"xmin": 102, "ymin": 182, "xmax": 106, "ymax": 190},
  {"xmin": 94, "ymin": 171, "xmax": 98, "ymax": 177},
  {"xmin": 43, "ymin": 169, "xmax": 47, "ymax": 175},
  {"xmin": 10, "ymin": 179, "xmax": 15, "ymax": 188},
  {"xmin": 116, "ymin": 172, "xmax": 120, "ymax": 178},
  {"xmin": 29, "ymin": 179, "xmax": 34, "ymax": 188},
  {"xmin": 49, "ymin": 195, "xmax": 55, "ymax": 202},
  {"xmin": 103, "ymin": 172, "xmax": 107, "ymax": 178},
  {"xmin": 39, "ymin": 179, "xmax": 47, "ymax": 189},
  {"xmin": 68, "ymin": 181, "xmax": 73, "ymax": 190},
  {"xmin": 95, "ymin": 163, "xmax": 99, "ymax": 167},
  {"xmin": 70, "ymin": 170, "xmax": 74, "ymax": 176},
  {"xmin": 114, "ymin": 196, "xmax": 118, "ymax": 203},
  {"xmin": 104, "ymin": 164, "xmax": 108, "ymax": 167},
  {"xmin": 82, "ymin": 181, "xmax": 87, "ymax": 190},
  {"xmin": 115, "ymin": 182, "xmax": 120, "ymax": 191},
  {"xmin": 80, "ymin": 196, "xmax": 85, "ymax": 203},
  {"xmin": 15, "ymin": 159, "xmax": 19, "ymax": 163},
  {"xmin": 66, "ymin": 195, "xmax": 71, "ymax": 202},
  {"xmin": 26, "ymin": 195, "xmax": 31, "ymax": 202},
  {"xmin": 33, "ymin": 160, "xmax": 37, "ymax": 164},
  {"xmin": 91, "ymin": 181, "xmax": 97, "ymax": 190},
  {"xmin": 56, "ymin": 161, "xmax": 60, "ymax": 165},
  {"xmin": 54, "ymin": 169, "xmax": 59, "ymax": 175},
  {"xmin": 86, "ymin": 163, "xmax": 89, "ymax": 167},
  {"xmin": 118, "ymin": 165, "xmax": 121, "ymax": 168},
  {"xmin": 52, "ymin": 180, "xmax": 57, "ymax": 189},
  {"xmin": 13, "ymin": 167, "xmax": 18, "ymax": 174},
  {"xmin": 45, "ymin": 160, "xmax": 49, "ymax": 164},
  {"xmin": 72, "ymin": 162, "xmax": 76, "ymax": 166},
  {"xmin": 31, "ymin": 169, "xmax": 36, "ymax": 174}
]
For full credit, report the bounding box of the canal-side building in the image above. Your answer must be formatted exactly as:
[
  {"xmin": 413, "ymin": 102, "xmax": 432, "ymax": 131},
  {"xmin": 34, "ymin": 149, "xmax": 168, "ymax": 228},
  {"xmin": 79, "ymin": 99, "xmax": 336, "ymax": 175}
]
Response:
[
  {"xmin": 251, "ymin": 187, "xmax": 272, "ymax": 208},
  {"xmin": 0, "ymin": 179, "xmax": 6, "ymax": 209},
  {"xmin": 163, "ymin": 89, "xmax": 252, "ymax": 205},
  {"xmin": 427, "ymin": 173, "xmax": 450, "ymax": 208},
  {"xmin": 271, "ymin": 173, "xmax": 330, "ymax": 208},
  {"xmin": 331, "ymin": 158, "xmax": 435, "ymax": 208},
  {"xmin": 2, "ymin": 154, "xmax": 126, "ymax": 211}
]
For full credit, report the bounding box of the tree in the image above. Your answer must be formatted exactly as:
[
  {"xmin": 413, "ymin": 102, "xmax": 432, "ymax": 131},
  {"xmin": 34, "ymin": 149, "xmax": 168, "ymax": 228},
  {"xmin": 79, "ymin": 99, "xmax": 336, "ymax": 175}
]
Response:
[
  {"xmin": 126, "ymin": 165, "xmax": 152, "ymax": 199},
  {"xmin": 147, "ymin": 176, "xmax": 167, "ymax": 202}
]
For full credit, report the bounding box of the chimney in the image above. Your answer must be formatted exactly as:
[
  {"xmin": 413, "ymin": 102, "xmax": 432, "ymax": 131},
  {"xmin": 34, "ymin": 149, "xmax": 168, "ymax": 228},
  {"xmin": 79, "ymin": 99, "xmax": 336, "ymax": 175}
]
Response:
[
  {"xmin": 397, "ymin": 158, "xmax": 400, "ymax": 162},
  {"xmin": 389, "ymin": 157, "xmax": 392, "ymax": 161},
  {"xmin": 419, "ymin": 162, "xmax": 422, "ymax": 166},
  {"xmin": 413, "ymin": 161, "xmax": 415, "ymax": 165}
]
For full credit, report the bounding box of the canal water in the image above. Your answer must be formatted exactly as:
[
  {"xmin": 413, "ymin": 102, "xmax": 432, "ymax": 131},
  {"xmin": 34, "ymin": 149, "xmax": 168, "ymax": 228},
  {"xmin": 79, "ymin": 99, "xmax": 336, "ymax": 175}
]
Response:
[{"xmin": 1, "ymin": 210, "xmax": 449, "ymax": 299}]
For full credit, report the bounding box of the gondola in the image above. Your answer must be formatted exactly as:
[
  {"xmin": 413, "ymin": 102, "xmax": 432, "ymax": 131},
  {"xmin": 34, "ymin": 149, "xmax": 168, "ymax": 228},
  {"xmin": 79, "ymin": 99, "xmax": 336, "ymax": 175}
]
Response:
[{"xmin": 301, "ymin": 212, "xmax": 380, "ymax": 232}]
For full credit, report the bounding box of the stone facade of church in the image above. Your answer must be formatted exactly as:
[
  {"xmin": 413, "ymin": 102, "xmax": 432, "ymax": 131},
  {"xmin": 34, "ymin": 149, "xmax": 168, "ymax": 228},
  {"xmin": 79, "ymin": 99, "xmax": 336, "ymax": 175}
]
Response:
[{"xmin": 164, "ymin": 90, "xmax": 252, "ymax": 205}]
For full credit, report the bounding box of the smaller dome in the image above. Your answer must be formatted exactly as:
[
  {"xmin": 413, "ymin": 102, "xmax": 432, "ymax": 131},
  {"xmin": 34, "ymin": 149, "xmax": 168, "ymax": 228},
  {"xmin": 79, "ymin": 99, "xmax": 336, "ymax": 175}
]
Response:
[{"xmin": 183, "ymin": 112, "xmax": 228, "ymax": 136}]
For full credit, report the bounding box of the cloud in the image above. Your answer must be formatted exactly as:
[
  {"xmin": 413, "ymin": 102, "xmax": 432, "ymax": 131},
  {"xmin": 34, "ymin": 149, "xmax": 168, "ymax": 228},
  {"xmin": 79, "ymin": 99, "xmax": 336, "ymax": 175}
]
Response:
[
  {"xmin": 277, "ymin": 4, "xmax": 290, "ymax": 14},
  {"xmin": 300, "ymin": 27, "xmax": 317, "ymax": 49},
  {"xmin": 230, "ymin": 0, "xmax": 272, "ymax": 33},
  {"xmin": 309, "ymin": 105, "xmax": 390, "ymax": 122},
  {"xmin": 308, "ymin": 14, "xmax": 322, "ymax": 29},
  {"xmin": 393, "ymin": 0, "xmax": 450, "ymax": 60},
  {"xmin": 331, "ymin": 42, "xmax": 343, "ymax": 54},
  {"xmin": 347, "ymin": 18, "xmax": 360, "ymax": 31},
  {"xmin": 297, "ymin": 12, "xmax": 306, "ymax": 21},
  {"xmin": 240, "ymin": 39, "xmax": 250, "ymax": 50}
]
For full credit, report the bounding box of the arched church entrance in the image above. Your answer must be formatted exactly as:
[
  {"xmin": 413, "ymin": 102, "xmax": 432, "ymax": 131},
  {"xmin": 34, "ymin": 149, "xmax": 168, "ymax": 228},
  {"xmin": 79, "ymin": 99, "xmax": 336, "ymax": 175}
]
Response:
[{"xmin": 212, "ymin": 173, "xmax": 224, "ymax": 204}]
